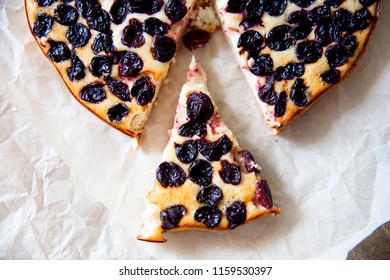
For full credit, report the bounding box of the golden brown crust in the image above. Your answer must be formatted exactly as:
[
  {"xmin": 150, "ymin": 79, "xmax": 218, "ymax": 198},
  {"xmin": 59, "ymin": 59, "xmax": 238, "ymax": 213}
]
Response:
[{"xmin": 25, "ymin": 0, "xmax": 197, "ymax": 147}]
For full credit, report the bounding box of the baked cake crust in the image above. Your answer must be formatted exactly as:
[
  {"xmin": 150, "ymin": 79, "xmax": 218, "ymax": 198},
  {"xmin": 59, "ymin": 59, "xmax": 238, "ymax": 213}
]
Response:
[{"xmin": 137, "ymin": 57, "xmax": 280, "ymax": 242}]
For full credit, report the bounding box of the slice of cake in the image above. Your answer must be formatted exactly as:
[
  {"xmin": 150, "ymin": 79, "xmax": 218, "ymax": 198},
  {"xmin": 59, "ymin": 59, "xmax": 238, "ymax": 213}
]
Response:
[
  {"xmin": 25, "ymin": 0, "xmax": 199, "ymax": 147},
  {"xmin": 215, "ymin": 0, "xmax": 380, "ymax": 134},
  {"xmin": 137, "ymin": 57, "xmax": 280, "ymax": 242}
]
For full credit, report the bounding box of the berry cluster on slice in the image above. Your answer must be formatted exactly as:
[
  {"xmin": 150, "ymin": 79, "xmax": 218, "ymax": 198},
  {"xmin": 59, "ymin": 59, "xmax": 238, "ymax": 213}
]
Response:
[
  {"xmin": 25, "ymin": 0, "xmax": 198, "ymax": 147},
  {"xmin": 216, "ymin": 0, "xmax": 380, "ymax": 134},
  {"xmin": 137, "ymin": 57, "xmax": 280, "ymax": 242}
]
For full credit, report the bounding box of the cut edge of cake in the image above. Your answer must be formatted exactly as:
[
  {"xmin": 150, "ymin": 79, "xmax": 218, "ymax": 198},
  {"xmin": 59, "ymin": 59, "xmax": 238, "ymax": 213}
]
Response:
[{"xmin": 137, "ymin": 56, "xmax": 281, "ymax": 243}]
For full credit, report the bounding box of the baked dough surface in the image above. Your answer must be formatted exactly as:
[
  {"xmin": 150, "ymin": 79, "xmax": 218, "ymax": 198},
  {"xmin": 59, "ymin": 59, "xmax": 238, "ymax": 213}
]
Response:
[{"xmin": 137, "ymin": 57, "xmax": 280, "ymax": 242}]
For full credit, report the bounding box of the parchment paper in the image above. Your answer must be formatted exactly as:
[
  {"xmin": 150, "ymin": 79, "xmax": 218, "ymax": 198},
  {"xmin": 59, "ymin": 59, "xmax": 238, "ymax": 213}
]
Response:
[{"xmin": 1, "ymin": 0, "xmax": 389, "ymax": 259}]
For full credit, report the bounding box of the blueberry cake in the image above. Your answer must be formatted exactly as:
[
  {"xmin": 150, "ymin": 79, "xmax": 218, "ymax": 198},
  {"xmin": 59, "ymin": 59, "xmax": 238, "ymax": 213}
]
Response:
[
  {"xmin": 25, "ymin": 0, "xmax": 198, "ymax": 147},
  {"xmin": 216, "ymin": 0, "xmax": 380, "ymax": 134},
  {"xmin": 137, "ymin": 57, "xmax": 280, "ymax": 242}
]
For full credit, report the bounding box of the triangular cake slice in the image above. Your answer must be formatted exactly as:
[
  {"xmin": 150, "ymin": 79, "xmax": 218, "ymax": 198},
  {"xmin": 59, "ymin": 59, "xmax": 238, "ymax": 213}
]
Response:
[
  {"xmin": 25, "ymin": 0, "xmax": 198, "ymax": 147},
  {"xmin": 137, "ymin": 57, "xmax": 280, "ymax": 242},
  {"xmin": 215, "ymin": 0, "xmax": 380, "ymax": 134}
]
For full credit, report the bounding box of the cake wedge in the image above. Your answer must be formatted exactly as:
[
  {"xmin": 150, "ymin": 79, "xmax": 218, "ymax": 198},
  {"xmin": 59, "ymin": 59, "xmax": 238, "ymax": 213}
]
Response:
[{"xmin": 137, "ymin": 57, "xmax": 280, "ymax": 242}]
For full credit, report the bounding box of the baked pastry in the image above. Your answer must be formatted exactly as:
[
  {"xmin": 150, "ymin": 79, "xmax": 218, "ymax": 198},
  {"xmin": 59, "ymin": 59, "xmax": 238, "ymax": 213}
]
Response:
[
  {"xmin": 25, "ymin": 0, "xmax": 198, "ymax": 147},
  {"xmin": 137, "ymin": 57, "xmax": 280, "ymax": 242},
  {"xmin": 216, "ymin": 0, "xmax": 380, "ymax": 134}
]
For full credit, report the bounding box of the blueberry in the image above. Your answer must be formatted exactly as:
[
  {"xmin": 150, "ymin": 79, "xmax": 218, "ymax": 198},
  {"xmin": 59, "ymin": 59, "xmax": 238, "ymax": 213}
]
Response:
[
  {"xmin": 286, "ymin": 10, "xmax": 308, "ymax": 24},
  {"xmin": 237, "ymin": 30, "xmax": 263, "ymax": 57},
  {"xmin": 266, "ymin": 25, "xmax": 292, "ymax": 52},
  {"xmin": 107, "ymin": 78, "xmax": 131, "ymax": 101},
  {"xmin": 128, "ymin": 0, "xmax": 164, "ymax": 15},
  {"xmin": 33, "ymin": 13, "xmax": 53, "ymax": 38},
  {"xmin": 289, "ymin": 20, "xmax": 313, "ymax": 40},
  {"xmin": 219, "ymin": 160, "xmax": 241, "ymax": 185},
  {"xmin": 263, "ymin": 0, "xmax": 287, "ymax": 17},
  {"xmin": 188, "ymin": 159, "xmax": 213, "ymax": 186},
  {"xmin": 290, "ymin": 0, "xmax": 315, "ymax": 8},
  {"xmin": 109, "ymin": 0, "xmax": 130, "ymax": 24},
  {"xmin": 143, "ymin": 17, "xmax": 170, "ymax": 36},
  {"xmin": 186, "ymin": 92, "xmax": 214, "ymax": 122},
  {"xmin": 325, "ymin": 44, "xmax": 349, "ymax": 68},
  {"xmin": 324, "ymin": 0, "xmax": 345, "ymax": 7},
  {"xmin": 330, "ymin": 23, "xmax": 343, "ymax": 42},
  {"xmin": 198, "ymin": 135, "xmax": 233, "ymax": 162},
  {"xmin": 76, "ymin": 0, "xmax": 101, "ymax": 19},
  {"xmin": 291, "ymin": 63, "xmax": 305, "ymax": 77},
  {"xmin": 274, "ymin": 91, "xmax": 287, "ymax": 117},
  {"xmin": 119, "ymin": 51, "xmax": 144, "ymax": 77},
  {"xmin": 352, "ymin": 8, "xmax": 373, "ymax": 31},
  {"xmin": 156, "ymin": 161, "xmax": 186, "ymax": 187},
  {"xmin": 36, "ymin": 0, "xmax": 56, "ymax": 7},
  {"xmin": 160, "ymin": 205, "xmax": 186, "ymax": 229},
  {"xmin": 290, "ymin": 78, "xmax": 309, "ymax": 107},
  {"xmin": 275, "ymin": 63, "xmax": 305, "ymax": 81},
  {"xmin": 359, "ymin": 0, "xmax": 377, "ymax": 7},
  {"xmin": 80, "ymin": 83, "xmax": 107, "ymax": 103},
  {"xmin": 175, "ymin": 140, "xmax": 198, "ymax": 164},
  {"xmin": 315, "ymin": 24, "xmax": 333, "ymax": 47},
  {"xmin": 255, "ymin": 180, "xmax": 274, "ymax": 209},
  {"xmin": 131, "ymin": 76, "xmax": 156, "ymax": 106},
  {"xmin": 258, "ymin": 75, "xmax": 277, "ymax": 105},
  {"xmin": 340, "ymin": 33, "xmax": 358, "ymax": 57},
  {"xmin": 196, "ymin": 185, "xmax": 223, "ymax": 207},
  {"xmin": 240, "ymin": 0, "xmax": 264, "ymax": 29},
  {"xmin": 194, "ymin": 206, "xmax": 222, "ymax": 228},
  {"xmin": 295, "ymin": 40, "xmax": 323, "ymax": 64},
  {"xmin": 225, "ymin": 0, "xmax": 246, "ymax": 13},
  {"xmin": 321, "ymin": 69, "xmax": 341, "ymax": 84},
  {"xmin": 86, "ymin": 8, "xmax": 111, "ymax": 34},
  {"xmin": 107, "ymin": 50, "xmax": 127, "ymax": 64},
  {"xmin": 308, "ymin": 5, "xmax": 331, "ymax": 24},
  {"xmin": 66, "ymin": 23, "xmax": 91, "ymax": 48},
  {"xmin": 183, "ymin": 30, "xmax": 211, "ymax": 51},
  {"xmin": 332, "ymin": 8, "xmax": 353, "ymax": 32},
  {"xmin": 121, "ymin": 18, "xmax": 145, "ymax": 48},
  {"xmin": 225, "ymin": 201, "xmax": 247, "ymax": 229},
  {"xmin": 178, "ymin": 121, "xmax": 207, "ymax": 138},
  {"xmin": 48, "ymin": 40, "xmax": 71, "ymax": 62},
  {"xmin": 92, "ymin": 33, "xmax": 116, "ymax": 55},
  {"xmin": 151, "ymin": 36, "xmax": 176, "ymax": 62},
  {"xmin": 107, "ymin": 103, "xmax": 129, "ymax": 122},
  {"xmin": 250, "ymin": 54, "xmax": 274, "ymax": 76},
  {"xmin": 275, "ymin": 67, "xmax": 290, "ymax": 81},
  {"xmin": 89, "ymin": 55, "xmax": 111, "ymax": 77},
  {"xmin": 54, "ymin": 4, "xmax": 79, "ymax": 26},
  {"xmin": 165, "ymin": 0, "xmax": 187, "ymax": 22},
  {"xmin": 238, "ymin": 150, "xmax": 261, "ymax": 173},
  {"xmin": 67, "ymin": 52, "xmax": 86, "ymax": 81}
]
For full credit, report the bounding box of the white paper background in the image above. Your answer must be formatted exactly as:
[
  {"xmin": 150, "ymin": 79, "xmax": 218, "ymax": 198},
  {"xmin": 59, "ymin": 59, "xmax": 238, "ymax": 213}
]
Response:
[{"xmin": 1, "ymin": 0, "xmax": 389, "ymax": 259}]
